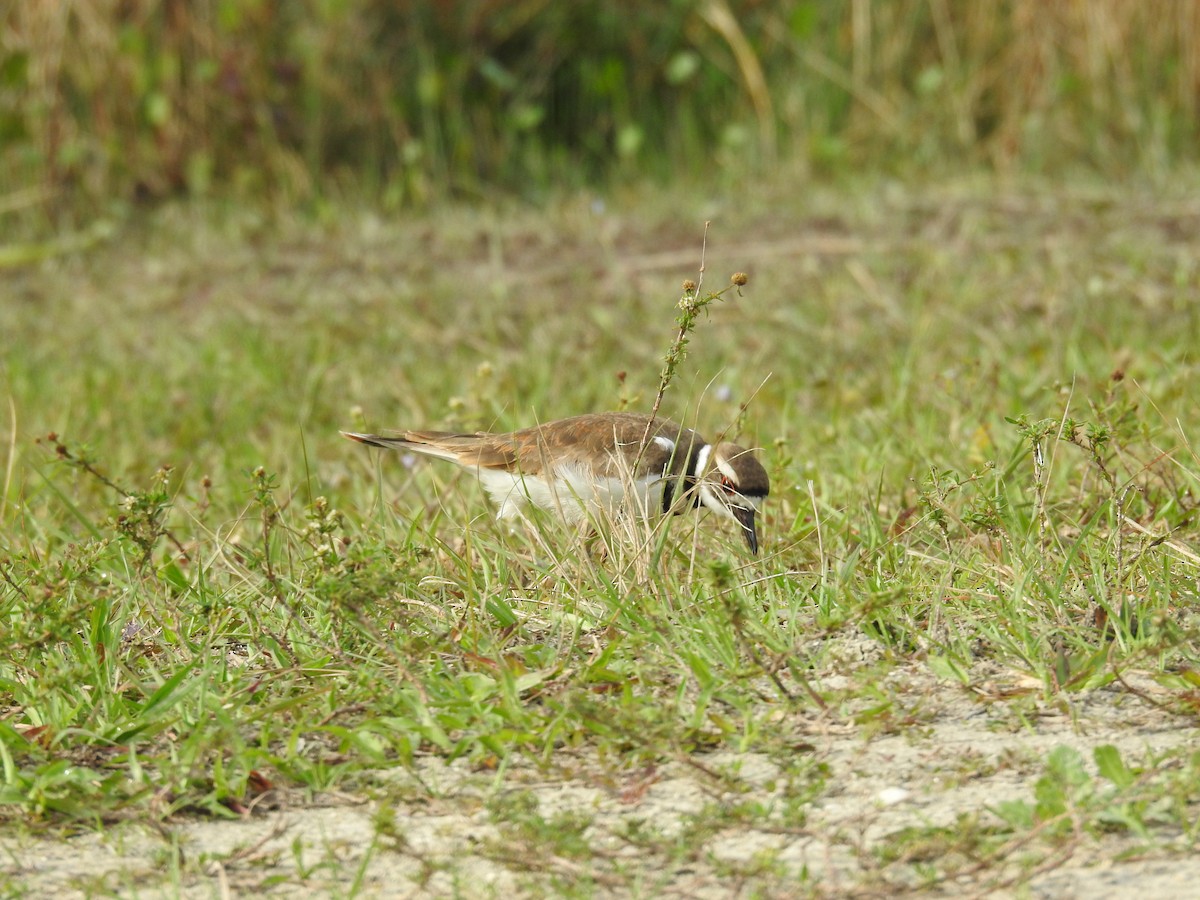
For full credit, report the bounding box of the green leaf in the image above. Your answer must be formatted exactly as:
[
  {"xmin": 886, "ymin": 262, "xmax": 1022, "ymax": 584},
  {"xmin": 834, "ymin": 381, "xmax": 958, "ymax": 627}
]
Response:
[
  {"xmin": 991, "ymin": 798, "xmax": 1034, "ymax": 829},
  {"xmin": 1094, "ymin": 744, "xmax": 1134, "ymax": 788},
  {"xmin": 145, "ymin": 92, "xmax": 171, "ymax": 127},
  {"xmin": 0, "ymin": 51, "xmax": 28, "ymax": 87},
  {"xmin": 479, "ymin": 57, "xmax": 517, "ymax": 92},
  {"xmin": 916, "ymin": 66, "xmax": 944, "ymax": 95},
  {"xmin": 486, "ymin": 597, "xmax": 518, "ymax": 627},
  {"xmin": 141, "ymin": 657, "xmax": 203, "ymax": 717},
  {"xmin": 616, "ymin": 125, "xmax": 643, "ymax": 158},
  {"xmin": 666, "ymin": 52, "xmax": 699, "ymax": 84},
  {"xmin": 927, "ymin": 654, "xmax": 970, "ymax": 685},
  {"xmin": 159, "ymin": 560, "xmax": 190, "ymax": 593}
]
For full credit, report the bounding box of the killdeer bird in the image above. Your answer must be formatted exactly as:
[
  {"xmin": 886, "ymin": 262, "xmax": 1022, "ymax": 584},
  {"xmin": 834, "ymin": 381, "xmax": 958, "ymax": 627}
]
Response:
[{"xmin": 343, "ymin": 412, "xmax": 769, "ymax": 553}]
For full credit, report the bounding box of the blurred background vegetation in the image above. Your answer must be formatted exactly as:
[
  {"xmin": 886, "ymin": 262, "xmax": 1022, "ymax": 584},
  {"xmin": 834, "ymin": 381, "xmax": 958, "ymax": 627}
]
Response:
[{"xmin": 2, "ymin": 0, "xmax": 1199, "ymax": 231}]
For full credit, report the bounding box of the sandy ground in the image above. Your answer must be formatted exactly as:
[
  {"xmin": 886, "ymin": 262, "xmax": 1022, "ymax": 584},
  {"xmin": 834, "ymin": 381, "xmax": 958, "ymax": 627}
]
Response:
[{"xmin": 4, "ymin": 642, "xmax": 1198, "ymax": 899}]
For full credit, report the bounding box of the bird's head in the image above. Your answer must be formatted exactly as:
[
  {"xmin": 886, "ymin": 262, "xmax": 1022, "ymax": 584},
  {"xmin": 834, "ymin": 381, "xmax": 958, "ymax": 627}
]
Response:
[{"xmin": 696, "ymin": 442, "xmax": 770, "ymax": 554}]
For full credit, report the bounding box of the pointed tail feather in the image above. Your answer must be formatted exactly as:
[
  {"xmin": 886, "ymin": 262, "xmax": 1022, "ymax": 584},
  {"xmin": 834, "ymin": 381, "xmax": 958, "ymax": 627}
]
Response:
[
  {"xmin": 340, "ymin": 431, "xmax": 411, "ymax": 450},
  {"xmin": 341, "ymin": 431, "xmax": 467, "ymax": 464}
]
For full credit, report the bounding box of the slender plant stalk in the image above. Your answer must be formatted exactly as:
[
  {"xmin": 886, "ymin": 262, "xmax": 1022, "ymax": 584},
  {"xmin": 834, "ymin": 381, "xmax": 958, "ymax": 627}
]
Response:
[{"xmin": 634, "ymin": 224, "xmax": 749, "ymax": 474}]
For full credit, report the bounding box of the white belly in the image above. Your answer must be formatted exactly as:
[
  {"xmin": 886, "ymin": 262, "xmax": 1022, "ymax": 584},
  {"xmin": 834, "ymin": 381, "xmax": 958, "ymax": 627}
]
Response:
[{"xmin": 474, "ymin": 465, "xmax": 665, "ymax": 523}]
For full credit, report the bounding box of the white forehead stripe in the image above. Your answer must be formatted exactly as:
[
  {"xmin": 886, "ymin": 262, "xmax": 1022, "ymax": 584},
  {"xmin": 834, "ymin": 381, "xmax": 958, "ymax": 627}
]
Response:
[
  {"xmin": 714, "ymin": 450, "xmax": 738, "ymax": 483},
  {"xmin": 653, "ymin": 436, "xmax": 676, "ymax": 455},
  {"xmin": 693, "ymin": 443, "xmax": 712, "ymax": 478}
]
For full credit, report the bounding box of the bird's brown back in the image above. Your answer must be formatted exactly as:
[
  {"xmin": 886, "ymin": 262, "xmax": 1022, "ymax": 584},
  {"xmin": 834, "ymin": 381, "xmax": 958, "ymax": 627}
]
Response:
[{"xmin": 404, "ymin": 413, "xmax": 703, "ymax": 480}]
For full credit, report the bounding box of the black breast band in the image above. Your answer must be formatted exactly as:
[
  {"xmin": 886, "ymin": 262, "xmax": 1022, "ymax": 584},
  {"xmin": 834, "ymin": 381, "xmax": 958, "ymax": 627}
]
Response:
[{"xmin": 661, "ymin": 442, "xmax": 705, "ymax": 515}]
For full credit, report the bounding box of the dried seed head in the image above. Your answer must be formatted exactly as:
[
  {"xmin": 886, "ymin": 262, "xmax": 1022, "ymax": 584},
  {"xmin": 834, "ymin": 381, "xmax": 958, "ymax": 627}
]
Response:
[
  {"xmin": 731, "ymin": 272, "xmax": 748, "ymax": 286},
  {"xmin": 682, "ymin": 279, "xmax": 697, "ymax": 294}
]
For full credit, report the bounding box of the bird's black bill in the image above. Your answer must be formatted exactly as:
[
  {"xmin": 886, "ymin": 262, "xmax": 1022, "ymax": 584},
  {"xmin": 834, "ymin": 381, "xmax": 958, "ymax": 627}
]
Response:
[{"xmin": 731, "ymin": 505, "xmax": 758, "ymax": 555}]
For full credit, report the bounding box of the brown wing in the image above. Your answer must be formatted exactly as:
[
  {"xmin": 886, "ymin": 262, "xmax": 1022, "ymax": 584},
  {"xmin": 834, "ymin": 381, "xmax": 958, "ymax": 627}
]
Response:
[
  {"xmin": 353, "ymin": 413, "xmax": 703, "ymax": 479},
  {"xmin": 506, "ymin": 413, "xmax": 702, "ymax": 480}
]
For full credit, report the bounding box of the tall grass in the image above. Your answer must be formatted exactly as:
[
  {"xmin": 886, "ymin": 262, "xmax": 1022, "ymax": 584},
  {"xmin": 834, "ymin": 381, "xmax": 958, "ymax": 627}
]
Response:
[{"xmin": 2, "ymin": 1, "xmax": 1199, "ymax": 229}]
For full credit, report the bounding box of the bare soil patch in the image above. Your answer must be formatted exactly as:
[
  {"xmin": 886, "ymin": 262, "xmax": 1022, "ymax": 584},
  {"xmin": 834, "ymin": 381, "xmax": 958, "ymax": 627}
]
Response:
[{"xmin": 5, "ymin": 641, "xmax": 1196, "ymax": 898}]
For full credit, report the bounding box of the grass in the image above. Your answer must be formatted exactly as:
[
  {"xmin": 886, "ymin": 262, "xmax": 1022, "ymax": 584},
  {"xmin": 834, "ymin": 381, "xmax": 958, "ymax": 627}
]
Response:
[{"xmin": 1, "ymin": 175, "xmax": 1199, "ymax": 894}]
